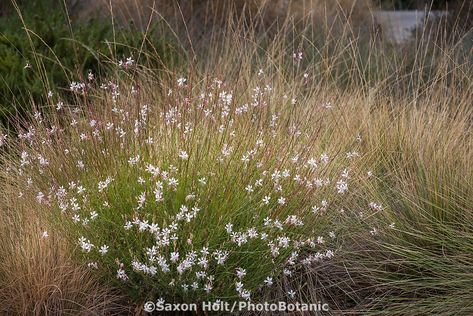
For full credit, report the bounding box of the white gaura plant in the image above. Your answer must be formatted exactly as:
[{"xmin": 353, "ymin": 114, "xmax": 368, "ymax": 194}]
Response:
[{"xmin": 5, "ymin": 62, "xmax": 381, "ymax": 303}]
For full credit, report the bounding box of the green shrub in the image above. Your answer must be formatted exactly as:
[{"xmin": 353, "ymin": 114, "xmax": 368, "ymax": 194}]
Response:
[{"xmin": 0, "ymin": 0, "xmax": 180, "ymax": 127}]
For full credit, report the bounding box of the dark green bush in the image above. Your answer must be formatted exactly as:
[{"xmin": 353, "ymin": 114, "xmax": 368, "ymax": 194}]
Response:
[{"xmin": 0, "ymin": 0, "xmax": 180, "ymax": 127}]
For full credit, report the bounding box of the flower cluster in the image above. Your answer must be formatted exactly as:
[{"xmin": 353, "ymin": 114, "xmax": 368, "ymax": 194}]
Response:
[{"xmin": 7, "ymin": 61, "xmax": 383, "ymax": 303}]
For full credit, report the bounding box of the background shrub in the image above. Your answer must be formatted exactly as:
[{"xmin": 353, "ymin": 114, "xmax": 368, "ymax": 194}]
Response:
[{"xmin": 0, "ymin": 0, "xmax": 180, "ymax": 128}]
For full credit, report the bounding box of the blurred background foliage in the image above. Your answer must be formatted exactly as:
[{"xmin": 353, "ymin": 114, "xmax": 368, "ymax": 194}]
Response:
[
  {"xmin": 0, "ymin": 0, "xmax": 180, "ymax": 128},
  {"xmin": 0, "ymin": 0, "xmax": 471, "ymax": 128}
]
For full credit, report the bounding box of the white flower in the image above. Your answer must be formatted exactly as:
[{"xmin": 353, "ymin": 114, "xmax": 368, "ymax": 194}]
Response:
[
  {"xmin": 177, "ymin": 77, "xmax": 187, "ymax": 86},
  {"xmin": 245, "ymin": 185, "xmax": 254, "ymax": 193},
  {"xmin": 78, "ymin": 237, "xmax": 94, "ymax": 253},
  {"xmin": 240, "ymin": 289, "xmax": 251, "ymax": 300},
  {"xmin": 293, "ymin": 52, "xmax": 303, "ymax": 60},
  {"xmin": 119, "ymin": 56, "xmax": 134, "ymax": 68},
  {"xmin": 346, "ymin": 151, "xmax": 360, "ymax": 159},
  {"xmin": 98, "ymin": 176, "xmax": 113, "ymax": 192},
  {"xmin": 41, "ymin": 231, "xmax": 49, "ymax": 238},
  {"xmin": 99, "ymin": 245, "xmax": 109, "ymax": 255},
  {"xmin": 277, "ymin": 236, "xmax": 290, "ymax": 248},
  {"xmin": 87, "ymin": 262, "xmax": 98, "ymax": 269},
  {"xmin": 287, "ymin": 289, "xmax": 296, "ymax": 299},
  {"xmin": 277, "ymin": 196, "xmax": 286, "ymax": 205},
  {"xmin": 321, "ymin": 102, "xmax": 333, "ymax": 109},
  {"xmin": 124, "ymin": 221, "xmax": 133, "ymax": 230},
  {"xmin": 247, "ymin": 227, "xmax": 258, "ymax": 238},
  {"xmin": 170, "ymin": 252, "xmax": 179, "ymax": 262},
  {"xmin": 262, "ymin": 196, "xmax": 270, "ymax": 205},
  {"xmin": 116, "ymin": 267, "xmax": 129, "ymax": 281},
  {"xmin": 38, "ymin": 155, "xmax": 49, "ymax": 166},
  {"xmin": 167, "ymin": 177, "xmax": 179, "ymax": 189},
  {"xmin": 178, "ymin": 150, "xmax": 189, "ymax": 160},
  {"xmin": 235, "ymin": 281, "xmax": 244, "ymax": 293},
  {"xmin": 214, "ymin": 250, "xmax": 229, "ymax": 265},
  {"xmin": 285, "ymin": 215, "xmax": 303, "ymax": 226},
  {"xmin": 0, "ymin": 132, "xmax": 7, "ymax": 147},
  {"xmin": 198, "ymin": 257, "xmax": 209, "ymax": 269},
  {"xmin": 369, "ymin": 202, "xmax": 383, "ymax": 211},
  {"xmin": 185, "ymin": 194, "xmax": 196, "ymax": 202},
  {"xmin": 125, "ymin": 56, "xmax": 134, "ymax": 66},
  {"xmin": 236, "ymin": 268, "xmax": 246, "ymax": 279},
  {"xmin": 204, "ymin": 283, "xmax": 212, "ymax": 293},
  {"xmin": 70, "ymin": 81, "xmax": 86, "ymax": 93},
  {"xmin": 325, "ymin": 250, "xmax": 335, "ymax": 259},
  {"xmin": 307, "ymin": 158, "xmax": 318, "ymax": 169},
  {"xmin": 90, "ymin": 211, "xmax": 98, "ymax": 220},
  {"xmin": 320, "ymin": 153, "xmax": 329, "ymax": 164},
  {"xmin": 264, "ymin": 277, "xmax": 273, "ymax": 286},
  {"xmin": 137, "ymin": 192, "xmax": 146, "ymax": 209},
  {"xmin": 336, "ymin": 179, "xmax": 348, "ymax": 194},
  {"xmin": 128, "ymin": 155, "xmax": 140, "ymax": 165},
  {"xmin": 139, "ymin": 220, "xmax": 149, "ymax": 231},
  {"xmin": 55, "ymin": 101, "xmax": 64, "ymax": 111},
  {"xmin": 36, "ymin": 191, "xmax": 45, "ymax": 204}
]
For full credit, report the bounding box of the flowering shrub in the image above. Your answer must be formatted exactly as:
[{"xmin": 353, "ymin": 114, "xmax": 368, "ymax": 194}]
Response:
[{"xmin": 3, "ymin": 59, "xmax": 380, "ymax": 304}]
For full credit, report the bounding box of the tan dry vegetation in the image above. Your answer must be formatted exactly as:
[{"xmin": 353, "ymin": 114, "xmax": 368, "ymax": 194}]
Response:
[
  {"xmin": 0, "ymin": 184, "xmax": 130, "ymax": 315},
  {"xmin": 68, "ymin": 0, "xmax": 374, "ymax": 35}
]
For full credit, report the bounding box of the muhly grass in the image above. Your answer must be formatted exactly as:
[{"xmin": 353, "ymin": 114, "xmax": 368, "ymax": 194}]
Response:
[
  {"xmin": 0, "ymin": 173, "xmax": 130, "ymax": 315},
  {"xmin": 344, "ymin": 101, "xmax": 473, "ymax": 315}
]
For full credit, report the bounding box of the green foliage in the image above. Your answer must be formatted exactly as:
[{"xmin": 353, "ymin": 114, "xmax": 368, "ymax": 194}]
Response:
[{"xmin": 0, "ymin": 0, "xmax": 180, "ymax": 127}]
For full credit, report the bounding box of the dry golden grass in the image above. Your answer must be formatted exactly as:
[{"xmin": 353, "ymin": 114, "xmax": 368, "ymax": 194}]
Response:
[
  {"xmin": 0, "ymin": 184, "xmax": 130, "ymax": 315},
  {"xmin": 69, "ymin": 0, "xmax": 374, "ymax": 35}
]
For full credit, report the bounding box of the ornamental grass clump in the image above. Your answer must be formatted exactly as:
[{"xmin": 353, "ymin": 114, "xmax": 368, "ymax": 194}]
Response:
[{"xmin": 1, "ymin": 55, "xmax": 377, "ymax": 305}]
